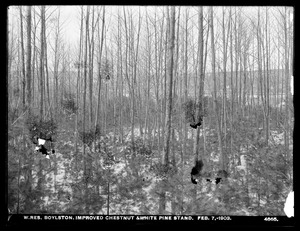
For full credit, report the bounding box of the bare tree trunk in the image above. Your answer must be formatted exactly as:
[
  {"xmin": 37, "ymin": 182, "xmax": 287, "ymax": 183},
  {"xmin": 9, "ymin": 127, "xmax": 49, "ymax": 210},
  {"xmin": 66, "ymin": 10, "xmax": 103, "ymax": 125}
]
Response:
[
  {"xmin": 257, "ymin": 8, "xmax": 263, "ymax": 125},
  {"xmin": 75, "ymin": 6, "xmax": 84, "ymax": 171},
  {"xmin": 89, "ymin": 6, "xmax": 96, "ymax": 129},
  {"xmin": 133, "ymin": 8, "xmax": 142, "ymax": 142},
  {"xmin": 202, "ymin": 8, "xmax": 210, "ymax": 169},
  {"xmin": 144, "ymin": 10, "xmax": 151, "ymax": 143},
  {"xmin": 53, "ymin": 9, "xmax": 60, "ymax": 117},
  {"xmin": 82, "ymin": 5, "xmax": 90, "ymax": 213},
  {"xmin": 32, "ymin": 9, "xmax": 37, "ymax": 109},
  {"xmin": 159, "ymin": 5, "xmax": 175, "ymax": 215},
  {"xmin": 111, "ymin": 49, "xmax": 117, "ymax": 139},
  {"xmin": 234, "ymin": 8, "xmax": 240, "ymax": 113},
  {"xmin": 26, "ymin": 6, "xmax": 32, "ymax": 113},
  {"xmin": 19, "ymin": 6, "xmax": 26, "ymax": 111},
  {"xmin": 104, "ymin": 51, "xmax": 108, "ymax": 134},
  {"xmin": 40, "ymin": 5, "xmax": 45, "ymax": 120},
  {"xmin": 179, "ymin": 8, "xmax": 189, "ymax": 214},
  {"xmin": 183, "ymin": 8, "xmax": 188, "ymax": 146},
  {"xmin": 194, "ymin": 7, "xmax": 204, "ymax": 162},
  {"xmin": 210, "ymin": 7, "xmax": 224, "ymax": 170},
  {"xmin": 249, "ymin": 55, "xmax": 255, "ymax": 111},
  {"xmin": 116, "ymin": 8, "xmax": 124, "ymax": 142},
  {"xmin": 191, "ymin": 6, "xmax": 204, "ymax": 214},
  {"xmin": 229, "ymin": 7, "xmax": 235, "ymax": 173},
  {"xmin": 157, "ymin": 11, "xmax": 165, "ymax": 164},
  {"xmin": 276, "ymin": 32, "xmax": 280, "ymax": 126},
  {"xmin": 21, "ymin": 8, "xmax": 32, "ymax": 211},
  {"xmin": 95, "ymin": 6, "xmax": 105, "ymax": 133},
  {"xmin": 283, "ymin": 7, "xmax": 290, "ymax": 160},
  {"xmin": 170, "ymin": 7, "xmax": 180, "ymax": 215},
  {"xmin": 35, "ymin": 5, "xmax": 46, "ymax": 208},
  {"xmin": 221, "ymin": 7, "xmax": 231, "ymax": 152},
  {"xmin": 43, "ymin": 21, "xmax": 51, "ymax": 119},
  {"xmin": 123, "ymin": 7, "xmax": 130, "ymax": 140},
  {"xmin": 257, "ymin": 7, "xmax": 268, "ymax": 135},
  {"xmin": 265, "ymin": 7, "xmax": 270, "ymax": 145},
  {"xmin": 164, "ymin": 5, "xmax": 175, "ymax": 166}
]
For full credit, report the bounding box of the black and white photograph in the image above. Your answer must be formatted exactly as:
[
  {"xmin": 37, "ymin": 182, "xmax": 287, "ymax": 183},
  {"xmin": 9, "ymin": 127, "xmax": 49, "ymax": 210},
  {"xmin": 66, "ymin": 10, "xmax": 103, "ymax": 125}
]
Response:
[{"xmin": 6, "ymin": 5, "xmax": 294, "ymax": 225}]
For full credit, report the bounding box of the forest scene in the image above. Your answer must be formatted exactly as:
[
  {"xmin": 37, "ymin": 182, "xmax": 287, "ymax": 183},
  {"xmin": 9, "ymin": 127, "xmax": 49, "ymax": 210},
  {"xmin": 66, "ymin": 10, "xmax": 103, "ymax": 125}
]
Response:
[{"xmin": 7, "ymin": 6, "xmax": 294, "ymax": 216}]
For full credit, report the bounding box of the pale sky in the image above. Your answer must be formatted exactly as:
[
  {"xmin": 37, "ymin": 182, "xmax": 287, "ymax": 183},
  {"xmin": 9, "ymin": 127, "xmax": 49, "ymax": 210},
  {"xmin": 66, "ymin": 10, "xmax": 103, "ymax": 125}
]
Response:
[{"xmin": 7, "ymin": 6, "xmax": 293, "ymax": 74}]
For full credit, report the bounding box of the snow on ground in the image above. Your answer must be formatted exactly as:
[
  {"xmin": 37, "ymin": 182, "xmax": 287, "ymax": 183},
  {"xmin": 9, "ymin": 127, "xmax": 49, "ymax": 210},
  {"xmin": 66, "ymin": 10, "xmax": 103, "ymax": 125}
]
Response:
[
  {"xmin": 34, "ymin": 125, "xmax": 292, "ymax": 214},
  {"xmin": 63, "ymin": 140, "xmax": 75, "ymax": 147},
  {"xmin": 55, "ymin": 166, "xmax": 65, "ymax": 183},
  {"xmin": 143, "ymin": 180, "xmax": 154, "ymax": 194},
  {"xmin": 240, "ymin": 147, "xmax": 248, "ymax": 153},
  {"xmin": 165, "ymin": 200, "xmax": 172, "ymax": 214},
  {"xmin": 270, "ymin": 130, "xmax": 285, "ymax": 145},
  {"xmin": 113, "ymin": 162, "xmax": 126, "ymax": 175}
]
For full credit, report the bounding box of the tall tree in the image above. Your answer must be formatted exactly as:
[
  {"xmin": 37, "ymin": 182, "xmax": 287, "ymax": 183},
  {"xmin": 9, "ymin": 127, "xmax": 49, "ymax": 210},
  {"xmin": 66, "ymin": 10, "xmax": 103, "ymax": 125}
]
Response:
[
  {"xmin": 191, "ymin": 6, "xmax": 204, "ymax": 214},
  {"xmin": 164, "ymin": 5, "xmax": 175, "ymax": 169},
  {"xmin": 82, "ymin": 5, "xmax": 90, "ymax": 213},
  {"xmin": 130, "ymin": 7, "xmax": 142, "ymax": 147},
  {"xmin": 156, "ymin": 9, "xmax": 165, "ymax": 162},
  {"xmin": 53, "ymin": 7, "xmax": 61, "ymax": 117},
  {"xmin": 19, "ymin": 6, "xmax": 26, "ymax": 111},
  {"xmin": 210, "ymin": 7, "xmax": 224, "ymax": 170},
  {"xmin": 26, "ymin": 6, "xmax": 32, "ymax": 113},
  {"xmin": 234, "ymin": 8, "xmax": 241, "ymax": 113},
  {"xmin": 181, "ymin": 8, "xmax": 189, "ymax": 212},
  {"xmin": 143, "ymin": 9, "xmax": 151, "ymax": 143},
  {"xmin": 32, "ymin": 8, "xmax": 37, "ymax": 108},
  {"xmin": 182, "ymin": 8, "xmax": 188, "ymax": 148},
  {"xmin": 89, "ymin": 6, "xmax": 96, "ymax": 129},
  {"xmin": 40, "ymin": 5, "xmax": 45, "ymax": 120},
  {"xmin": 95, "ymin": 6, "xmax": 105, "ymax": 133},
  {"xmin": 257, "ymin": 7, "xmax": 268, "ymax": 134},
  {"xmin": 43, "ymin": 8, "xmax": 51, "ymax": 118},
  {"xmin": 194, "ymin": 6, "xmax": 204, "ymax": 162},
  {"xmin": 229, "ymin": 6, "xmax": 235, "ymax": 172},
  {"xmin": 283, "ymin": 7, "xmax": 290, "ymax": 160},
  {"xmin": 75, "ymin": 6, "xmax": 84, "ymax": 171},
  {"xmin": 159, "ymin": 5, "xmax": 175, "ymax": 214},
  {"xmin": 221, "ymin": 7, "xmax": 231, "ymax": 149},
  {"xmin": 265, "ymin": 7, "xmax": 270, "ymax": 144}
]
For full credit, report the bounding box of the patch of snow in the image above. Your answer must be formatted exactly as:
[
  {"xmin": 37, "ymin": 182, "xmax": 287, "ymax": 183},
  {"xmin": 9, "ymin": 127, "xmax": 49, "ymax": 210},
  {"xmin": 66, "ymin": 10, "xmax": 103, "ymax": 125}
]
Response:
[
  {"xmin": 134, "ymin": 128, "xmax": 141, "ymax": 136},
  {"xmin": 143, "ymin": 181, "xmax": 154, "ymax": 194},
  {"xmin": 270, "ymin": 131, "xmax": 284, "ymax": 145},
  {"xmin": 113, "ymin": 162, "xmax": 126, "ymax": 174},
  {"xmin": 240, "ymin": 147, "xmax": 247, "ymax": 153},
  {"xmin": 43, "ymin": 196, "xmax": 50, "ymax": 205},
  {"xmin": 63, "ymin": 141, "xmax": 74, "ymax": 146},
  {"xmin": 187, "ymin": 130, "xmax": 193, "ymax": 139},
  {"xmin": 240, "ymin": 208, "xmax": 251, "ymax": 215},
  {"xmin": 165, "ymin": 201, "xmax": 172, "ymax": 214},
  {"xmin": 259, "ymin": 199, "xmax": 267, "ymax": 205}
]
